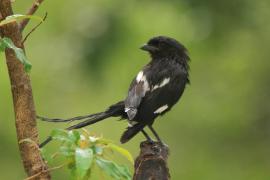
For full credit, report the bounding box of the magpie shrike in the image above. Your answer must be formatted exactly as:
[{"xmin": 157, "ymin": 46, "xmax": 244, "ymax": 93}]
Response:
[{"xmin": 38, "ymin": 36, "xmax": 190, "ymax": 147}]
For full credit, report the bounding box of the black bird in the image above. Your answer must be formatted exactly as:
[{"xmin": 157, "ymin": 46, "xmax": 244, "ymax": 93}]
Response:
[{"xmin": 38, "ymin": 36, "xmax": 190, "ymax": 147}]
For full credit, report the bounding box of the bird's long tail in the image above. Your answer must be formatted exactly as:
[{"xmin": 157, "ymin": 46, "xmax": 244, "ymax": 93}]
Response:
[{"xmin": 38, "ymin": 101, "xmax": 125, "ymax": 148}]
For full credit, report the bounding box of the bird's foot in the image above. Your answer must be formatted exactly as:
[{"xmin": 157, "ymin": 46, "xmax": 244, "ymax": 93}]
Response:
[{"xmin": 146, "ymin": 138, "xmax": 155, "ymax": 144}]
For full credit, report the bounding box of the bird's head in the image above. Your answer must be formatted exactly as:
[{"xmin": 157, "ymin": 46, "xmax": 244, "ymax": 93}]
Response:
[{"xmin": 140, "ymin": 36, "xmax": 189, "ymax": 61}]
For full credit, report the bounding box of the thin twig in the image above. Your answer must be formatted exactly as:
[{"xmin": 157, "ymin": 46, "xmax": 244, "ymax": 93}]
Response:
[
  {"xmin": 22, "ymin": 12, "xmax": 47, "ymax": 44},
  {"xmin": 19, "ymin": 0, "xmax": 45, "ymax": 32},
  {"xmin": 24, "ymin": 163, "xmax": 66, "ymax": 180}
]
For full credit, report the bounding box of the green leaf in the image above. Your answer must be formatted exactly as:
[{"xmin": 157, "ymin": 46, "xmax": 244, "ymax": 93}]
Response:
[
  {"xmin": 59, "ymin": 146, "xmax": 74, "ymax": 157},
  {"xmin": 0, "ymin": 14, "xmax": 43, "ymax": 27},
  {"xmin": 40, "ymin": 148, "xmax": 49, "ymax": 161},
  {"xmin": 50, "ymin": 129, "xmax": 70, "ymax": 142},
  {"xmin": 96, "ymin": 157, "xmax": 132, "ymax": 180},
  {"xmin": 107, "ymin": 143, "xmax": 134, "ymax": 164},
  {"xmin": 75, "ymin": 147, "xmax": 94, "ymax": 179},
  {"xmin": 40, "ymin": 148, "xmax": 54, "ymax": 164},
  {"xmin": 0, "ymin": 37, "xmax": 32, "ymax": 72},
  {"xmin": 68, "ymin": 130, "xmax": 80, "ymax": 144},
  {"xmin": 0, "ymin": 40, "xmax": 6, "ymax": 52},
  {"xmin": 69, "ymin": 162, "xmax": 77, "ymax": 180}
]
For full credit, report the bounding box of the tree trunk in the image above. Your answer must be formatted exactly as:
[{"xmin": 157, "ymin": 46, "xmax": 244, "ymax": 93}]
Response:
[{"xmin": 0, "ymin": 0, "xmax": 50, "ymax": 179}]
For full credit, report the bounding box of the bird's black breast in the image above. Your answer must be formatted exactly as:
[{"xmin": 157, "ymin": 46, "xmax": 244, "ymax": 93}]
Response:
[{"xmin": 133, "ymin": 60, "xmax": 188, "ymax": 124}]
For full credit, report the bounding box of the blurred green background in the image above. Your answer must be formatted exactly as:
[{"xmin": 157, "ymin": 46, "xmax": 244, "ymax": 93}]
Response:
[{"xmin": 1, "ymin": 0, "xmax": 270, "ymax": 179}]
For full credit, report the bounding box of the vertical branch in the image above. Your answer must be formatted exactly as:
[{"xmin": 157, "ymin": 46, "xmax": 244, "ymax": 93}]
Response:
[
  {"xmin": 0, "ymin": 0, "xmax": 50, "ymax": 179},
  {"xmin": 133, "ymin": 141, "xmax": 170, "ymax": 180}
]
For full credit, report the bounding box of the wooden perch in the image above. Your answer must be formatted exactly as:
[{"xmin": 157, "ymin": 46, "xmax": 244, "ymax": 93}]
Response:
[
  {"xmin": 134, "ymin": 141, "xmax": 170, "ymax": 180},
  {"xmin": 0, "ymin": 0, "xmax": 50, "ymax": 179}
]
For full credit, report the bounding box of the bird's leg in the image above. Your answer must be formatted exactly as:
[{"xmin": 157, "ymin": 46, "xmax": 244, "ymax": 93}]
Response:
[
  {"xmin": 141, "ymin": 129, "xmax": 153, "ymax": 142},
  {"xmin": 148, "ymin": 125, "xmax": 162, "ymax": 143}
]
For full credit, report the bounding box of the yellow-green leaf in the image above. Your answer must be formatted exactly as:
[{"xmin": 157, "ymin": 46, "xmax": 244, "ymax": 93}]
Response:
[
  {"xmin": 96, "ymin": 157, "xmax": 131, "ymax": 180},
  {"xmin": 0, "ymin": 14, "xmax": 43, "ymax": 27},
  {"xmin": 107, "ymin": 143, "xmax": 134, "ymax": 164}
]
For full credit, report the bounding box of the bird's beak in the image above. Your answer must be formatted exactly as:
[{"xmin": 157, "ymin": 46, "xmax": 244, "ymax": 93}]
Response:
[{"xmin": 140, "ymin": 44, "xmax": 159, "ymax": 52}]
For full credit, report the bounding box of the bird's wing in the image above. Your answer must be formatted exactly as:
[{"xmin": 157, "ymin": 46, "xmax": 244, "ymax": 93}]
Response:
[{"xmin": 125, "ymin": 71, "xmax": 150, "ymax": 120}]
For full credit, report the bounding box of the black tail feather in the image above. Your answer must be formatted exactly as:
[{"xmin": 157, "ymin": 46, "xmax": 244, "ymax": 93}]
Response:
[
  {"xmin": 39, "ymin": 112, "xmax": 108, "ymax": 148},
  {"xmin": 39, "ymin": 101, "xmax": 125, "ymax": 147},
  {"xmin": 66, "ymin": 112, "xmax": 112, "ymax": 130},
  {"xmin": 37, "ymin": 112, "xmax": 101, "ymax": 123},
  {"xmin": 120, "ymin": 123, "xmax": 146, "ymax": 144},
  {"xmin": 37, "ymin": 101, "xmax": 125, "ymax": 123}
]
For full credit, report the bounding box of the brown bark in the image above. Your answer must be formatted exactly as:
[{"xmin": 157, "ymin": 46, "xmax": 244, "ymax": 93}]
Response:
[
  {"xmin": 133, "ymin": 141, "xmax": 170, "ymax": 180},
  {"xmin": 0, "ymin": 0, "xmax": 50, "ymax": 179}
]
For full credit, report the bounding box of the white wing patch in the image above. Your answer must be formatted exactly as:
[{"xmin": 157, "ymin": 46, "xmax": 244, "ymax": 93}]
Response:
[
  {"xmin": 136, "ymin": 71, "xmax": 144, "ymax": 82},
  {"xmin": 136, "ymin": 71, "xmax": 150, "ymax": 92},
  {"xmin": 154, "ymin": 104, "xmax": 169, "ymax": 114},
  {"xmin": 124, "ymin": 108, "xmax": 130, "ymax": 112},
  {"xmin": 152, "ymin": 78, "xmax": 170, "ymax": 91}
]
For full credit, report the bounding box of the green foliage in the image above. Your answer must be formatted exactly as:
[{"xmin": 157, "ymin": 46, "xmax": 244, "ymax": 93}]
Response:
[
  {"xmin": 96, "ymin": 157, "xmax": 132, "ymax": 180},
  {"xmin": 0, "ymin": 39, "xmax": 7, "ymax": 51},
  {"xmin": 107, "ymin": 143, "xmax": 133, "ymax": 163},
  {"xmin": 0, "ymin": 14, "xmax": 43, "ymax": 72},
  {"xmin": 42, "ymin": 129, "xmax": 133, "ymax": 180},
  {"xmin": 75, "ymin": 148, "xmax": 93, "ymax": 179},
  {"xmin": 0, "ymin": 37, "xmax": 32, "ymax": 72}
]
